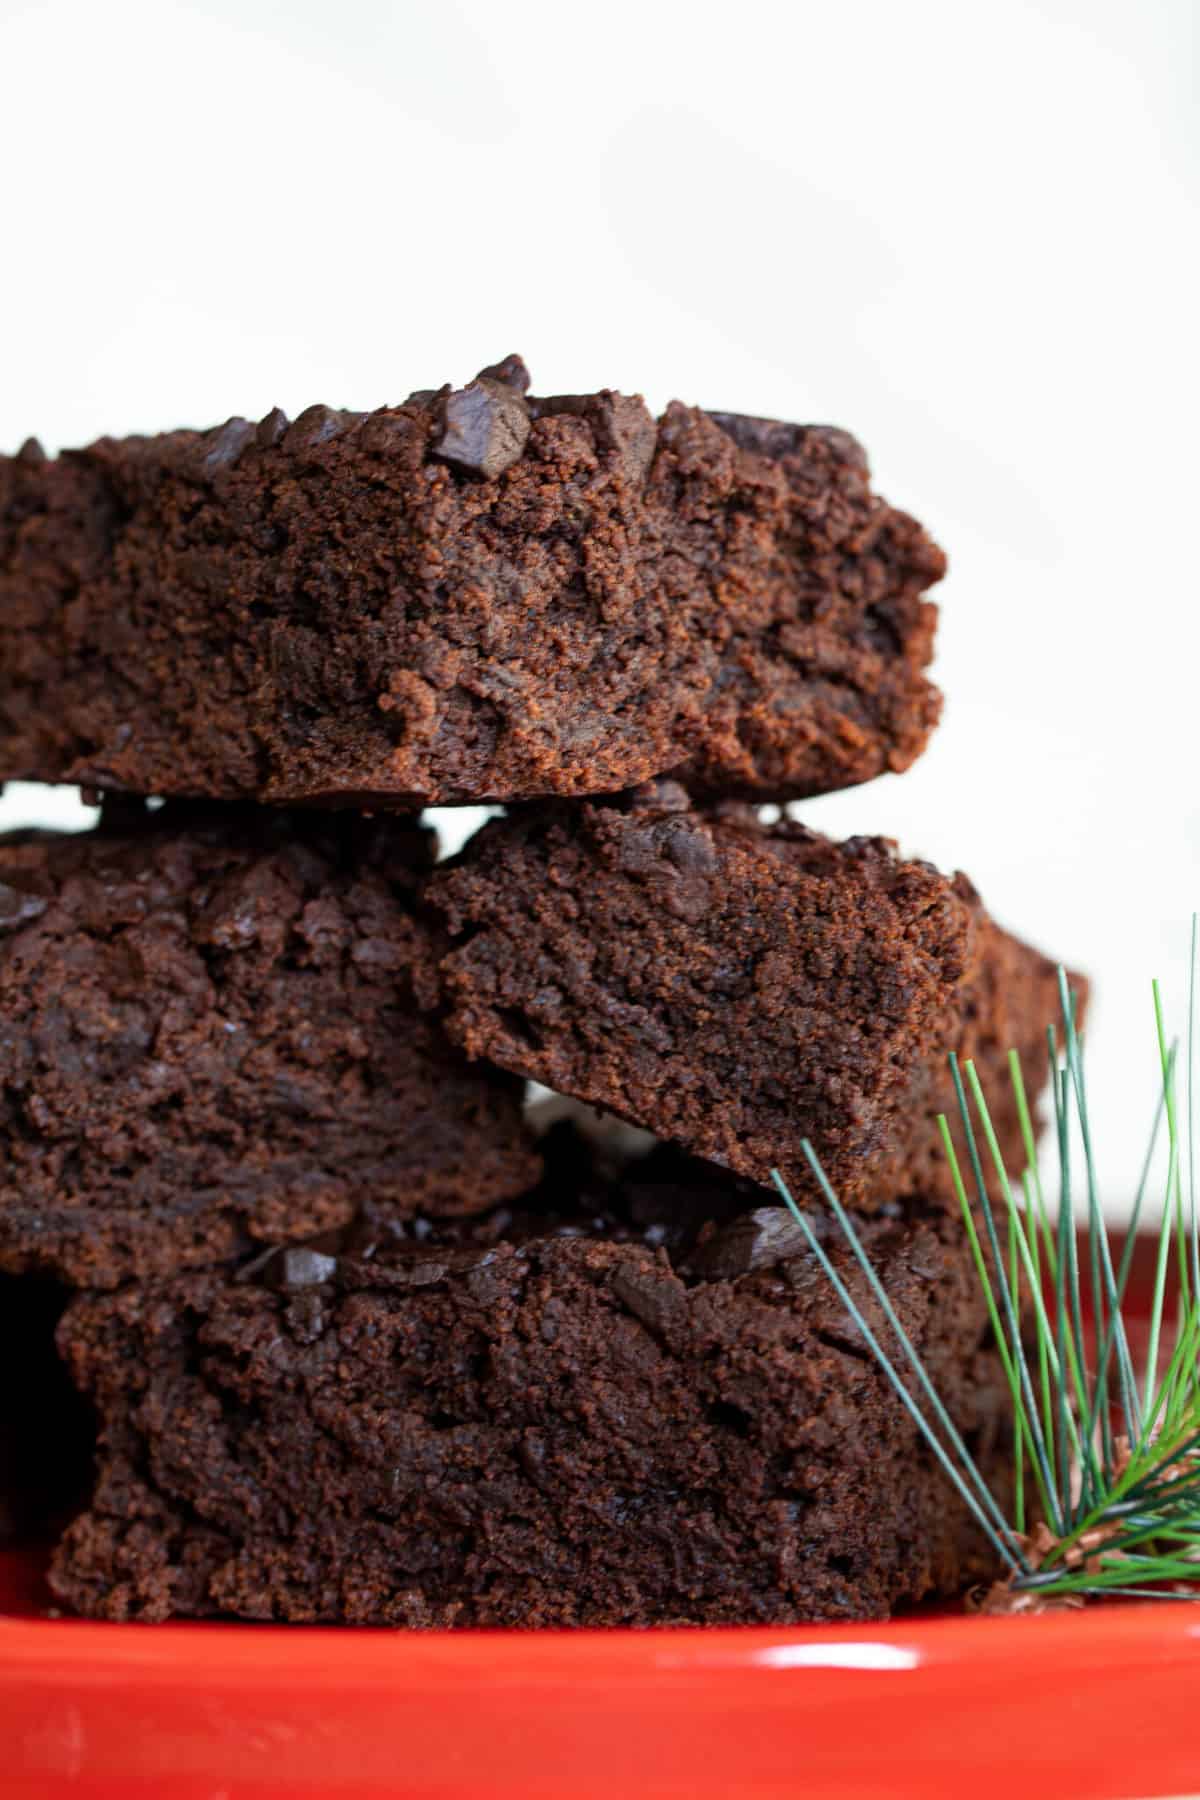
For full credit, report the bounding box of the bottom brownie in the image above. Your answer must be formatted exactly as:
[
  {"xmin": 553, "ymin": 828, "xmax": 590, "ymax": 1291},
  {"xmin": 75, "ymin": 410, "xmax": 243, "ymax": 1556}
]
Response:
[{"xmin": 50, "ymin": 1138, "xmax": 1008, "ymax": 1627}]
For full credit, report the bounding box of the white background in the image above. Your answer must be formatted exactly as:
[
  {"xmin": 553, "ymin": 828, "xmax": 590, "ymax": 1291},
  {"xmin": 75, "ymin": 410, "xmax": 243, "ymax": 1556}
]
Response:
[{"xmin": 1, "ymin": 0, "xmax": 1196, "ymax": 1215}]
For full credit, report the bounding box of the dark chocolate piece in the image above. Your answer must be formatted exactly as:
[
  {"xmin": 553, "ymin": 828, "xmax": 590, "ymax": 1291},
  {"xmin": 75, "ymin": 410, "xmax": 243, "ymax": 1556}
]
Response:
[
  {"xmin": 269, "ymin": 1248, "xmax": 339, "ymax": 1290},
  {"xmin": 474, "ymin": 353, "xmax": 531, "ymax": 394},
  {"xmin": 433, "ymin": 378, "xmax": 531, "ymax": 479},
  {"xmin": 686, "ymin": 1207, "xmax": 811, "ymax": 1280}
]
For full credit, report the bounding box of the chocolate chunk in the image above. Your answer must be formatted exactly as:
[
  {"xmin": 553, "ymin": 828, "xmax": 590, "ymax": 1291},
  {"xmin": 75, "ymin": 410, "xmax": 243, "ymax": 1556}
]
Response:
[
  {"xmin": 611, "ymin": 810, "xmax": 716, "ymax": 922},
  {"xmin": 284, "ymin": 405, "xmax": 356, "ymax": 455},
  {"xmin": 256, "ymin": 407, "xmax": 289, "ymax": 449},
  {"xmin": 707, "ymin": 411, "xmax": 802, "ymax": 459},
  {"xmin": 191, "ymin": 418, "xmax": 256, "ymax": 480},
  {"xmin": 15, "ymin": 437, "xmax": 46, "ymax": 466},
  {"xmin": 474, "ymin": 354, "xmax": 531, "ymax": 395},
  {"xmin": 0, "ymin": 884, "xmax": 47, "ymax": 933},
  {"xmin": 708, "ymin": 411, "xmax": 869, "ymax": 476},
  {"xmin": 595, "ymin": 395, "xmax": 658, "ymax": 484},
  {"xmin": 686, "ymin": 1207, "xmax": 812, "ymax": 1280},
  {"xmin": 271, "ymin": 1247, "xmax": 338, "ymax": 1289},
  {"xmin": 433, "ymin": 380, "xmax": 530, "ymax": 479},
  {"xmin": 611, "ymin": 1262, "xmax": 686, "ymax": 1338},
  {"xmin": 659, "ymin": 816, "xmax": 718, "ymax": 878}
]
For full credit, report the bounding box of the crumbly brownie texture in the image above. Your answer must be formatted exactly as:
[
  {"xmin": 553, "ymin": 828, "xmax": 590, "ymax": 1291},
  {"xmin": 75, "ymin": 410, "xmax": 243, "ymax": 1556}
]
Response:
[
  {"xmin": 0, "ymin": 1276, "xmax": 94, "ymax": 1541},
  {"xmin": 0, "ymin": 802, "xmax": 538, "ymax": 1288},
  {"xmin": 429, "ymin": 784, "xmax": 1081, "ymax": 1212},
  {"xmin": 0, "ymin": 357, "xmax": 945, "ymax": 808},
  {"xmin": 49, "ymin": 1145, "xmax": 1006, "ymax": 1627}
]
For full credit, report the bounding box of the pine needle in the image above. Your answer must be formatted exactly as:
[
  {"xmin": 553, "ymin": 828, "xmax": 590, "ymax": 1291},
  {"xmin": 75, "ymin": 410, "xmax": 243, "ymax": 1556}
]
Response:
[{"xmin": 772, "ymin": 924, "xmax": 1200, "ymax": 1609}]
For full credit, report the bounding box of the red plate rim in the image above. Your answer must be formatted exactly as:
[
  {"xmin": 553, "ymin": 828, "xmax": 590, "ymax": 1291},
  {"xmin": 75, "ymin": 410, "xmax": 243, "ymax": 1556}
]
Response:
[{"xmin": 5, "ymin": 1549, "xmax": 1200, "ymax": 1799}]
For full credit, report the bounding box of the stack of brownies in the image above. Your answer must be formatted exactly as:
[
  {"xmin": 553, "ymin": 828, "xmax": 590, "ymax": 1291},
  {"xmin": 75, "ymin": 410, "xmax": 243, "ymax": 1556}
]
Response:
[{"xmin": 0, "ymin": 358, "xmax": 1078, "ymax": 1625}]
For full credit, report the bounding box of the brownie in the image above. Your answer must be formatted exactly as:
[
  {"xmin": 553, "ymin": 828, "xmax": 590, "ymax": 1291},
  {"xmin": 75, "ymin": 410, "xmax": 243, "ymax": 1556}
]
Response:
[
  {"xmin": 0, "ymin": 358, "xmax": 945, "ymax": 808},
  {"xmin": 429, "ymin": 783, "xmax": 1082, "ymax": 1212},
  {"xmin": 0, "ymin": 1276, "xmax": 94, "ymax": 1541},
  {"xmin": 49, "ymin": 1144, "xmax": 1007, "ymax": 1626},
  {"xmin": 0, "ymin": 800, "xmax": 539, "ymax": 1288}
]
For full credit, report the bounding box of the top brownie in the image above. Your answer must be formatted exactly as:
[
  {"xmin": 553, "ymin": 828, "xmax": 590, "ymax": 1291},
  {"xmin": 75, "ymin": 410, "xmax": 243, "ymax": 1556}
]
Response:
[{"xmin": 0, "ymin": 356, "xmax": 945, "ymax": 807}]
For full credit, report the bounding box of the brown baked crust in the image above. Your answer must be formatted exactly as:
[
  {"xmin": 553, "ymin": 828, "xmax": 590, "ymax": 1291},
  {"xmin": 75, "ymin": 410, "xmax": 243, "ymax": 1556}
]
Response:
[
  {"xmin": 49, "ymin": 1150, "xmax": 1006, "ymax": 1627},
  {"xmin": 0, "ymin": 801, "xmax": 539, "ymax": 1287},
  {"xmin": 428, "ymin": 785, "xmax": 1084, "ymax": 1211},
  {"xmin": 0, "ymin": 363, "xmax": 944, "ymax": 807}
]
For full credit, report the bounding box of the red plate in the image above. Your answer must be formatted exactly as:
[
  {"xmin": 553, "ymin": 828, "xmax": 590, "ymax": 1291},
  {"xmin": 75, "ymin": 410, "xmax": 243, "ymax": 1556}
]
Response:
[
  {"xmin": 4, "ymin": 1553, "xmax": 1200, "ymax": 1800},
  {"xmin": 4, "ymin": 1240, "xmax": 1197, "ymax": 1799}
]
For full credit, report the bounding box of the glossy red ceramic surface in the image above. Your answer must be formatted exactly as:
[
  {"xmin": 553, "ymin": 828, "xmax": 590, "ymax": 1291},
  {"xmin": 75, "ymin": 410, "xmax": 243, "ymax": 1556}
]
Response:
[
  {"xmin": 4, "ymin": 1238, "xmax": 1196, "ymax": 1798},
  {"xmin": 4, "ymin": 1549, "xmax": 1199, "ymax": 1799}
]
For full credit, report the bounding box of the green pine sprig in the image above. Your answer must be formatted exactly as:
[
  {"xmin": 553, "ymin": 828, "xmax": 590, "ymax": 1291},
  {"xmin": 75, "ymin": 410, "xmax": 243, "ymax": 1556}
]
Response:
[{"xmin": 771, "ymin": 920, "xmax": 1200, "ymax": 1610}]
